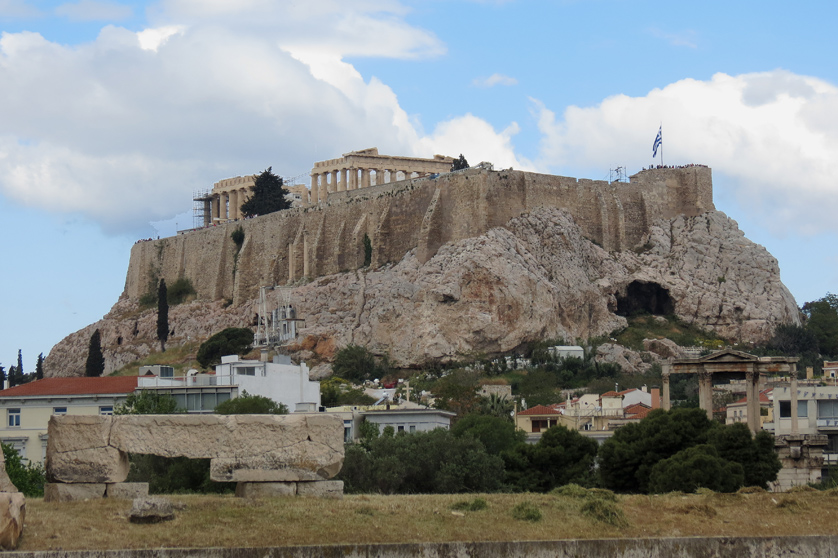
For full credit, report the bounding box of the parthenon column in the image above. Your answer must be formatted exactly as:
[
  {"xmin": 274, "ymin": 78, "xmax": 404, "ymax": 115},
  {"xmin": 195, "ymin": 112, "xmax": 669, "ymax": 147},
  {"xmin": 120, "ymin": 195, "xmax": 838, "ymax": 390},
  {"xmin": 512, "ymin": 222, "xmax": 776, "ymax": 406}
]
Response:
[
  {"xmin": 330, "ymin": 170, "xmax": 338, "ymax": 192},
  {"xmin": 310, "ymin": 175, "xmax": 319, "ymax": 205},
  {"xmin": 698, "ymin": 371, "xmax": 713, "ymax": 421},
  {"xmin": 222, "ymin": 193, "xmax": 230, "ymax": 220},
  {"xmin": 229, "ymin": 190, "xmax": 238, "ymax": 220},
  {"xmin": 348, "ymin": 168, "xmax": 357, "ymax": 190},
  {"xmin": 338, "ymin": 169, "xmax": 347, "ymax": 192},
  {"xmin": 361, "ymin": 168, "xmax": 370, "ymax": 188},
  {"xmin": 319, "ymin": 176, "xmax": 328, "ymax": 202}
]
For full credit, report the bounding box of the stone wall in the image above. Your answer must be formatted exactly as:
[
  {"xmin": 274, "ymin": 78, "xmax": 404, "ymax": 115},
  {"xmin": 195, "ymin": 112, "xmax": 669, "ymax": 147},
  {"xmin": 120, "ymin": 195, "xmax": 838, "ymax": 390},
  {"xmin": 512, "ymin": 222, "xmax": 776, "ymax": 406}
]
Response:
[{"xmin": 123, "ymin": 166, "xmax": 713, "ymax": 306}]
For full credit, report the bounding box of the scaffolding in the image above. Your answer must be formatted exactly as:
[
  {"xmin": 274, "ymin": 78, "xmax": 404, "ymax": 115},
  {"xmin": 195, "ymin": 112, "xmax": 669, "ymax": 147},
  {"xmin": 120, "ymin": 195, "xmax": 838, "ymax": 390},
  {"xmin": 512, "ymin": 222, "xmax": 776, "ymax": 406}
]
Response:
[
  {"xmin": 254, "ymin": 286, "xmax": 304, "ymax": 347},
  {"xmin": 193, "ymin": 189, "xmax": 213, "ymax": 229}
]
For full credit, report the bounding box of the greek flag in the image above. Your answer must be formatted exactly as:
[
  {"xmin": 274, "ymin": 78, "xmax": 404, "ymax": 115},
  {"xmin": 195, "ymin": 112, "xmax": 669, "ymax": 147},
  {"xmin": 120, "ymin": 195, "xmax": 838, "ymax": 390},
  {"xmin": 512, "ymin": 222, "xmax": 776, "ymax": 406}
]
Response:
[{"xmin": 652, "ymin": 126, "xmax": 662, "ymax": 158}]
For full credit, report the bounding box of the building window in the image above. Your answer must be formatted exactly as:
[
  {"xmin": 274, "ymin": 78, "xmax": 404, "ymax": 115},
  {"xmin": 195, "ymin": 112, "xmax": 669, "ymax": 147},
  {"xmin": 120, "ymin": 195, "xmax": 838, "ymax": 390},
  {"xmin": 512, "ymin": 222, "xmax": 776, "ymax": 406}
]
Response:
[
  {"xmin": 779, "ymin": 401, "xmax": 791, "ymax": 418},
  {"xmin": 799, "ymin": 402, "xmax": 809, "ymax": 418},
  {"xmin": 397, "ymin": 425, "xmax": 404, "ymax": 432},
  {"xmin": 7, "ymin": 409, "xmax": 20, "ymax": 427},
  {"xmin": 1, "ymin": 438, "xmax": 25, "ymax": 460},
  {"xmin": 409, "ymin": 425, "xmax": 416, "ymax": 433},
  {"xmin": 99, "ymin": 406, "xmax": 113, "ymax": 416},
  {"xmin": 235, "ymin": 367, "xmax": 257, "ymax": 376},
  {"xmin": 819, "ymin": 400, "xmax": 838, "ymax": 420},
  {"xmin": 53, "ymin": 407, "xmax": 67, "ymax": 415}
]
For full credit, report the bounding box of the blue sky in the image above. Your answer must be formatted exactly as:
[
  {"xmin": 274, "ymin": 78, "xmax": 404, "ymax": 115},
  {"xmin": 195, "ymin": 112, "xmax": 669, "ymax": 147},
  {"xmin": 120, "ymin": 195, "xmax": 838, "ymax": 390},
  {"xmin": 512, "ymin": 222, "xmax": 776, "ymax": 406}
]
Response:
[{"xmin": 2, "ymin": 0, "xmax": 838, "ymax": 372}]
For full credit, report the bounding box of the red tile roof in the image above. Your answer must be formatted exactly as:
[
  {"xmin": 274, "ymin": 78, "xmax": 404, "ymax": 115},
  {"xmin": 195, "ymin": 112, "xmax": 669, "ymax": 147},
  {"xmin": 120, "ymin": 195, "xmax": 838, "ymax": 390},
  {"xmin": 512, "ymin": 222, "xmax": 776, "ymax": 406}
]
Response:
[
  {"xmin": 518, "ymin": 404, "xmax": 562, "ymax": 416},
  {"xmin": 600, "ymin": 391, "xmax": 622, "ymax": 398},
  {"xmin": 626, "ymin": 406, "xmax": 653, "ymax": 419},
  {"xmin": 0, "ymin": 376, "xmax": 139, "ymax": 397}
]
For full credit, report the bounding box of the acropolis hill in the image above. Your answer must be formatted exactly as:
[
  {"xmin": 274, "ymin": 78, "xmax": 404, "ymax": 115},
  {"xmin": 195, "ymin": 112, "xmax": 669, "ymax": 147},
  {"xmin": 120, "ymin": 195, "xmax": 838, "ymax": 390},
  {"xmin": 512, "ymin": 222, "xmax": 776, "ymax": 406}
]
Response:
[
  {"xmin": 46, "ymin": 149, "xmax": 799, "ymax": 375},
  {"xmin": 124, "ymin": 153, "xmax": 714, "ymax": 305}
]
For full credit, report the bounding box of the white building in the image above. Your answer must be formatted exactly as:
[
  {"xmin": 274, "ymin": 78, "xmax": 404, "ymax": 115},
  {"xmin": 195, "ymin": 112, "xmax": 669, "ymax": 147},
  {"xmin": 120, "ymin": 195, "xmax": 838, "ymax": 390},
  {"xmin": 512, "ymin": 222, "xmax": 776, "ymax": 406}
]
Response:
[
  {"xmin": 0, "ymin": 376, "xmax": 139, "ymax": 463},
  {"xmin": 138, "ymin": 355, "xmax": 320, "ymax": 413},
  {"xmin": 324, "ymin": 404, "xmax": 455, "ymax": 443}
]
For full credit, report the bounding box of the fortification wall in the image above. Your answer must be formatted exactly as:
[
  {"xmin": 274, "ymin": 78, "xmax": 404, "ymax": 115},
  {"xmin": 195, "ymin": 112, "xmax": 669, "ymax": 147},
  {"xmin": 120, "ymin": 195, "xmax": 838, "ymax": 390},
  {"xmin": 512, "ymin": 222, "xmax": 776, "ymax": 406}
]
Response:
[{"xmin": 122, "ymin": 166, "xmax": 713, "ymax": 305}]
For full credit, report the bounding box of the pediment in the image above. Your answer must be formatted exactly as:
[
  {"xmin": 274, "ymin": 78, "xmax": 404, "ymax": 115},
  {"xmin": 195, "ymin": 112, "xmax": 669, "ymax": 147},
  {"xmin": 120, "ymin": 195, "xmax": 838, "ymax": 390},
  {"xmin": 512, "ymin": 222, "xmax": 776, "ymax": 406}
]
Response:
[{"xmin": 698, "ymin": 349, "xmax": 760, "ymax": 363}]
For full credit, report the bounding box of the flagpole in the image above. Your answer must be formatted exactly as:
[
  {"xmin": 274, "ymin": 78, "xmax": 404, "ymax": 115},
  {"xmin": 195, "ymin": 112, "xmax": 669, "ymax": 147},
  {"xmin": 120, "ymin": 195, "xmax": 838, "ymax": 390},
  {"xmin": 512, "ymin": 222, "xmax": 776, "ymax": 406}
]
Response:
[{"xmin": 660, "ymin": 123, "xmax": 664, "ymax": 166}]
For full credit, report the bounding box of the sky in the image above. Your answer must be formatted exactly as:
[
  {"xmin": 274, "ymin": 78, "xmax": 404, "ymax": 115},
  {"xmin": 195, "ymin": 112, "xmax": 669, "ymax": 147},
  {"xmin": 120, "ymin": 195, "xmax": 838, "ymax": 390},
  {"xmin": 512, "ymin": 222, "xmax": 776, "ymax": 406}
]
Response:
[{"xmin": 2, "ymin": 0, "xmax": 838, "ymax": 372}]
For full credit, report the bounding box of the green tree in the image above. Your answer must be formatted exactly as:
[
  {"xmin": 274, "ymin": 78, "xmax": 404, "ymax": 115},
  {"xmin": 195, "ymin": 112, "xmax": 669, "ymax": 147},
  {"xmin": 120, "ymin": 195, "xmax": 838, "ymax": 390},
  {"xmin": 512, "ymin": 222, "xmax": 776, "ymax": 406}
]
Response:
[
  {"xmin": 707, "ymin": 423, "xmax": 781, "ymax": 489},
  {"xmin": 1, "ymin": 443, "xmax": 45, "ymax": 497},
  {"xmin": 451, "ymin": 154, "xmax": 469, "ymax": 171},
  {"xmin": 167, "ymin": 277, "xmax": 196, "ymax": 305},
  {"xmin": 16, "ymin": 350, "xmax": 23, "ymax": 381},
  {"xmin": 214, "ymin": 390, "xmax": 288, "ymax": 414},
  {"xmin": 231, "ymin": 226, "xmax": 245, "ymax": 248},
  {"xmin": 0, "ymin": 365, "xmax": 5, "ymax": 391},
  {"xmin": 338, "ymin": 428, "xmax": 504, "ymax": 494},
  {"xmin": 479, "ymin": 392, "xmax": 514, "ymax": 420},
  {"xmin": 114, "ymin": 390, "xmax": 180, "ymax": 415},
  {"xmin": 196, "ymin": 327, "xmax": 254, "ymax": 368},
  {"xmin": 6, "ymin": 366, "xmax": 16, "ymax": 388},
  {"xmin": 598, "ymin": 408, "xmax": 714, "ymax": 493},
  {"xmin": 84, "ymin": 329, "xmax": 105, "ymax": 377},
  {"xmin": 320, "ymin": 377, "xmax": 376, "ymax": 407},
  {"xmin": 803, "ymin": 297, "xmax": 838, "ymax": 356},
  {"xmin": 431, "ymin": 369, "xmax": 482, "ymax": 417},
  {"xmin": 240, "ymin": 167, "xmax": 291, "ymax": 217},
  {"xmin": 332, "ymin": 345, "xmax": 385, "ymax": 383},
  {"xmin": 362, "ymin": 233, "xmax": 372, "ymax": 267},
  {"xmin": 35, "ymin": 353, "xmax": 44, "ymax": 380},
  {"xmin": 157, "ymin": 279, "xmax": 169, "ymax": 352},
  {"xmin": 451, "ymin": 414, "xmax": 526, "ymax": 456},
  {"xmin": 503, "ymin": 425, "xmax": 599, "ymax": 492},
  {"xmin": 648, "ymin": 445, "xmax": 744, "ymax": 494}
]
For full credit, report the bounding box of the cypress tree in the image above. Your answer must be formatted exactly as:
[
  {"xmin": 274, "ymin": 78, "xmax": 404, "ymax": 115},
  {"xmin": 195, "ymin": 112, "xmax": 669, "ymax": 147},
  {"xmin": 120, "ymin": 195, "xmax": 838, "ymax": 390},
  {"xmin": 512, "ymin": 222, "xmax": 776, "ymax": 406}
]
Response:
[
  {"xmin": 157, "ymin": 279, "xmax": 169, "ymax": 352},
  {"xmin": 240, "ymin": 167, "xmax": 291, "ymax": 217},
  {"xmin": 35, "ymin": 353, "xmax": 44, "ymax": 380},
  {"xmin": 7, "ymin": 366, "xmax": 16, "ymax": 387},
  {"xmin": 85, "ymin": 329, "xmax": 105, "ymax": 377},
  {"xmin": 0, "ymin": 366, "xmax": 5, "ymax": 390}
]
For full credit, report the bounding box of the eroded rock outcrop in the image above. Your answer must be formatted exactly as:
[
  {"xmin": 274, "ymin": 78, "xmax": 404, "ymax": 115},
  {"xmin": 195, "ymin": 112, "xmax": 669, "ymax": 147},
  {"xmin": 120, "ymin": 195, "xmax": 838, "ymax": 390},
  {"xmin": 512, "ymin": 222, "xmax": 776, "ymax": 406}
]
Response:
[{"xmin": 45, "ymin": 207, "xmax": 799, "ymax": 373}]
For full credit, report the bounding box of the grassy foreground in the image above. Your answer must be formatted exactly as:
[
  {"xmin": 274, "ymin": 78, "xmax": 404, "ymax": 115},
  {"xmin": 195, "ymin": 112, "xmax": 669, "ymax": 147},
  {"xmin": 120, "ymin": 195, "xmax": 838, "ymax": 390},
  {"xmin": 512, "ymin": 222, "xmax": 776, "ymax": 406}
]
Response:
[{"xmin": 18, "ymin": 490, "xmax": 838, "ymax": 551}]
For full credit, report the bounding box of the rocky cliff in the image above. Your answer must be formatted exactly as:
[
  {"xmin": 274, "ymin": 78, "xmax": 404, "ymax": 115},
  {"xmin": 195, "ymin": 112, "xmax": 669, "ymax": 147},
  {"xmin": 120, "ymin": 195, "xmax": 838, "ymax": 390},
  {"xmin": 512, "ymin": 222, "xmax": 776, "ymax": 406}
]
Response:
[{"xmin": 45, "ymin": 206, "xmax": 799, "ymax": 376}]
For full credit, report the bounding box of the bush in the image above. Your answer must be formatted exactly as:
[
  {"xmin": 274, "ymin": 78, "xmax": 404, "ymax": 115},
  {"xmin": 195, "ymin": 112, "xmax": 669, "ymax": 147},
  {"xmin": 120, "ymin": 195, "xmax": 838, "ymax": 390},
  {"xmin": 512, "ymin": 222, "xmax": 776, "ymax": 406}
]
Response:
[
  {"xmin": 511, "ymin": 501, "xmax": 542, "ymax": 522},
  {"xmin": 196, "ymin": 327, "xmax": 254, "ymax": 368},
  {"xmin": 2, "ymin": 444, "xmax": 45, "ymax": 497},
  {"xmin": 231, "ymin": 226, "xmax": 245, "ymax": 248},
  {"xmin": 648, "ymin": 445, "xmax": 744, "ymax": 494},
  {"xmin": 115, "ymin": 391, "xmax": 181, "ymax": 414},
  {"xmin": 214, "ymin": 390, "xmax": 287, "ymax": 414},
  {"xmin": 167, "ymin": 277, "xmax": 196, "ymax": 305},
  {"xmin": 332, "ymin": 345, "xmax": 386, "ymax": 383},
  {"xmin": 580, "ymin": 498, "xmax": 629, "ymax": 527}
]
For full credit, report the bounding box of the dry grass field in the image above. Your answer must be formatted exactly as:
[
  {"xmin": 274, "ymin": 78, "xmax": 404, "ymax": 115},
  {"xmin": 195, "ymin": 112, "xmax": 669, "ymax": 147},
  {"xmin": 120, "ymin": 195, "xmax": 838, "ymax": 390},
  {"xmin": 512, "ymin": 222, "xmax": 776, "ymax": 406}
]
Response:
[{"xmin": 17, "ymin": 488, "xmax": 838, "ymax": 551}]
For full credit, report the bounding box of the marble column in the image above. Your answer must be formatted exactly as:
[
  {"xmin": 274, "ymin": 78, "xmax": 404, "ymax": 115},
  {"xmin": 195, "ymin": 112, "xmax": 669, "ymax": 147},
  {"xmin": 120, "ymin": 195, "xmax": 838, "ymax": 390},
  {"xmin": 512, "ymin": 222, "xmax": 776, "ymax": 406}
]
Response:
[
  {"xmin": 348, "ymin": 168, "xmax": 357, "ymax": 190},
  {"xmin": 338, "ymin": 168, "xmax": 347, "ymax": 192},
  {"xmin": 698, "ymin": 371, "xmax": 713, "ymax": 421},
  {"xmin": 319, "ymin": 175, "xmax": 328, "ymax": 202},
  {"xmin": 229, "ymin": 190, "xmax": 238, "ymax": 220},
  {"xmin": 330, "ymin": 170, "xmax": 338, "ymax": 192},
  {"xmin": 662, "ymin": 366, "xmax": 671, "ymax": 411},
  {"xmin": 361, "ymin": 168, "xmax": 371, "ymax": 188},
  {"xmin": 310, "ymin": 174, "xmax": 318, "ymax": 204}
]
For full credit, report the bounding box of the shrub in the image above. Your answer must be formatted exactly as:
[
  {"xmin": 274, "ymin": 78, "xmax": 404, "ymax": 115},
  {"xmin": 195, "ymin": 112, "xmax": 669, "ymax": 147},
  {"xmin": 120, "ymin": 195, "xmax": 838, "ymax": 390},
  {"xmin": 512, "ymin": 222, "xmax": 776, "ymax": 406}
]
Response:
[
  {"xmin": 167, "ymin": 277, "xmax": 196, "ymax": 305},
  {"xmin": 332, "ymin": 345, "xmax": 386, "ymax": 383},
  {"xmin": 581, "ymin": 498, "xmax": 629, "ymax": 527},
  {"xmin": 1, "ymin": 444, "xmax": 45, "ymax": 497},
  {"xmin": 231, "ymin": 226, "xmax": 245, "ymax": 248},
  {"xmin": 214, "ymin": 390, "xmax": 288, "ymax": 415},
  {"xmin": 511, "ymin": 501, "xmax": 542, "ymax": 522},
  {"xmin": 196, "ymin": 327, "xmax": 254, "ymax": 368}
]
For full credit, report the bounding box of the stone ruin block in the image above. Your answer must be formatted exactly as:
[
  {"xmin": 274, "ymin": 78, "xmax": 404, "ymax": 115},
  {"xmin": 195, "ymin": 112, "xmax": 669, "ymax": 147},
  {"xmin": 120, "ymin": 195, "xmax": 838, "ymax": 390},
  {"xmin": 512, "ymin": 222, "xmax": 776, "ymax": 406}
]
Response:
[
  {"xmin": 297, "ymin": 480, "xmax": 344, "ymax": 499},
  {"xmin": 44, "ymin": 483, "xmax": 106, "ymax": 502},
  {"xmin": 106, "ymin": 482, "xmax": 149, "ymax": 499},
  {"xmin": 235, "ymin": 482, "xmax": 297, "ymax": 498},
  {"xmin": 0, "ymin": 493, "xmax": 24, "ymax": 550},
  {"xmin": 46, "ymin": 413, "xmax": 345, "ymax": 492}
]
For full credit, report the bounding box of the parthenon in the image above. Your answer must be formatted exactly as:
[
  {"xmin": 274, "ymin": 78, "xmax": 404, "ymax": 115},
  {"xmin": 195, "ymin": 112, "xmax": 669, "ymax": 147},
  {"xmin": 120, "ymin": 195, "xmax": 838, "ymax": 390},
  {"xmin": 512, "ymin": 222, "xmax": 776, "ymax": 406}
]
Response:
[
  {"xmin": 308, "ymin": 148, "xmax": 454, "ymax": 203},
  {"xmin": 197, "ymin": 148, "xmax": 456, "ymax": 226}
]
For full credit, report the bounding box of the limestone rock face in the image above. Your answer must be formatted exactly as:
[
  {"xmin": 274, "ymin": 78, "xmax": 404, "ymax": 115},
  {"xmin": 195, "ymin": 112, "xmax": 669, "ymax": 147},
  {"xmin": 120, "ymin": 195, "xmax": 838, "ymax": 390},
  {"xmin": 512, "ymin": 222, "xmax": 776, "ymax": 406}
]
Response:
[
  {"xmin": 47, "ymin": 414, "xmax": 344, "ymax": 484},
  {"xmin": 45, "ymin": 207, "xmax": 799, "ymax": 372}
]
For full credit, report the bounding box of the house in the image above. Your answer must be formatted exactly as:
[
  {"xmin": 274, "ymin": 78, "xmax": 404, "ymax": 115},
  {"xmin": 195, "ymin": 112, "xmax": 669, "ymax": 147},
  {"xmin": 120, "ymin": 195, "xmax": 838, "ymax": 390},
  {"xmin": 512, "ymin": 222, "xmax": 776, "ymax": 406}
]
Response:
[
  {"xmin": 724, "ymin": 389, "xmax": 773, "ymax": 427},
  {"xmin": 138, "ymin": 355, "xmax": 320, "ymax": 413},
  {"xmin": 514, "ymin": 404, "xmax": 564, "ymax": 435},
  {"xmin": 0, "ymin": 376, "xmax": 139, "ymax": 463},
  {"xmin": 323, "ymin": 404, "xmax": 455, "ymax": 443}
]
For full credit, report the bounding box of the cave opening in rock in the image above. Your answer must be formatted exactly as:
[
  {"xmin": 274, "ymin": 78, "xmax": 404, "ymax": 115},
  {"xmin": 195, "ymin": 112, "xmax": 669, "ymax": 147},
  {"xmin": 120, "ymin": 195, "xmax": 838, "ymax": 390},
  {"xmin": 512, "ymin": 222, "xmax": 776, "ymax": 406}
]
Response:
[{"xmin": 616, "ymin": 281, "xmax": 675, "ymax": 317}]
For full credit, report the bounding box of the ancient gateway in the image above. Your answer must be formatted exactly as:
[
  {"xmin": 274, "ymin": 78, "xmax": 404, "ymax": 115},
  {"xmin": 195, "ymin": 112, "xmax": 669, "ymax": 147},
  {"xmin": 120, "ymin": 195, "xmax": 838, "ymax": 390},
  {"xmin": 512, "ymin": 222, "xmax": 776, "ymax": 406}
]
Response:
[{"xmin": 127, "ymin": 149, "xmax": 714, "ymax": 306}]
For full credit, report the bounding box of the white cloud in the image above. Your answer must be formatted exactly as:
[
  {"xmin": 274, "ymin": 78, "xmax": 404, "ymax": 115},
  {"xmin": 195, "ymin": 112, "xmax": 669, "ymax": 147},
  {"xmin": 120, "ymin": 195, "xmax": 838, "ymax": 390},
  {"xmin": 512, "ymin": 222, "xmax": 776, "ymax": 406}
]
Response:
[
  {"xmin": 417, "ymin": 114, "xmax": 533, "ymax": 171},
  {"xmin": 55, "ymin": 0, "xmax": 133, "ymax": 21},
  {"xmin": 0, "ymin": 1, "xmax": 515, "ymax": 235},
  {"xmin": 533, "ymin": 70, "xmax": 838, "ymax": 235},
  {"xmin": 0, "ymin": 0, "xmax": 40, "ymax": 18},
  {"xmin": 472, "ymin": 73, "xmax": 518, "ymax": 88}
]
